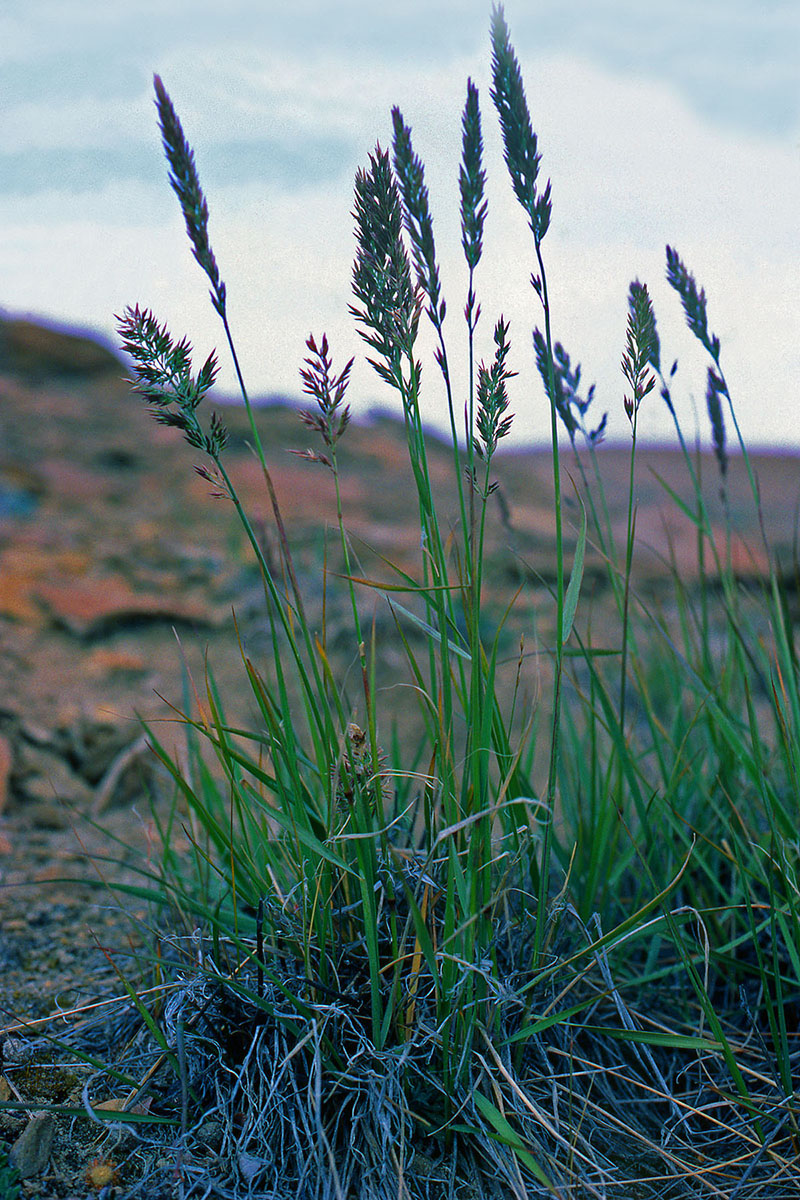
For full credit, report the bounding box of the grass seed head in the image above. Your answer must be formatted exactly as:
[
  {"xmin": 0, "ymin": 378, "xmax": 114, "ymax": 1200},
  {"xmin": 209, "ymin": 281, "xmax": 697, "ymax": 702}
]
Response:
[
  {"xmin": 116, "ymin": 304, "xmax": 227, "ymax": 457},
  {"xmin": 350, "ymin": 146, "xmax": 421, "ymax": 389},
  {"xmin": 392, "ymin": 108, "xmax": 445, "ymax": 328},
  {"xmin": 460, "ymin": 79, "xmax": 488, "ymax": 272},
  {"xmin": 297, "ymin": 333, "xmax": 353, "ymax": 452},
  {"xmin": 474, "ymin": 316, "xmax": 516, "ymax": 463},
  {"xmin": 533, "ymin": 330, "xmax": 607, "ymax": 446},
  {"xmin": 153, "ymin": 74, "xmax": 226, "ymax": 316},
  {"xmin": 490, "ymin": 4, "xmax": 551, "ymax": 242},
  {"xmin": 332, "ymin": 722, "xmax": 388, "ymax": 818},
  {"xmin": 666, "ymin": 244, "xmax": 721, "ymax": 361},
  {"xmin": 622, "ymin": 280, "xmax": 658, "ymax": 422}
]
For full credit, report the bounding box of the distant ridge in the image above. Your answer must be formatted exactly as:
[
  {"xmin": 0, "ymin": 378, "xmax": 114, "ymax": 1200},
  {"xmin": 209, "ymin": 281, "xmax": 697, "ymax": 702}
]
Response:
[{"xmin": 0, "ymin": 312, "xmax": 123, "ymax": 381}]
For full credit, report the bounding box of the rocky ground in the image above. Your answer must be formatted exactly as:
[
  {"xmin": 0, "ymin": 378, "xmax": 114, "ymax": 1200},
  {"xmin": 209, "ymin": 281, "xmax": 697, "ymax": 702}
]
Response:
[{"xmin": 0, "ymin": 313, "xmax": 797, "ymax": 1196}]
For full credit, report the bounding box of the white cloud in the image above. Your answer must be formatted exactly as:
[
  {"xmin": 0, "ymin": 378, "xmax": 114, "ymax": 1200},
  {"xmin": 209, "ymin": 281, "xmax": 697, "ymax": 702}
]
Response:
[{"xmin": 2, "ymin": 39, "xmax": 797, "ymax": 450}]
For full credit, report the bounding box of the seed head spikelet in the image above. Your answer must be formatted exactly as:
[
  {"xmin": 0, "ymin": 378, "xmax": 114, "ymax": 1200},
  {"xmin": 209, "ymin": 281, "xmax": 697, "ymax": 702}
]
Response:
[
  {"xmin": 392, "ymin": 108, "xmax": 444, "ymax": 329},
  {"xmin": 350, "ymin": 146, "xmax": 420, "ymax": 391},
  {"xmin": 154, "ymin": 79, "xmax": 306, "ymax": 608},
  {"xmin": 533, "ymin": 331, "xmax": 606, "ymax": 446},
  {"xmin": 460, "ymin": 80, "xmax": 487, "ymax": 272},
  {"xmin": 116, "ymin": 304, "xmax": 228, "ymax": 458},
  {"xmin": 666, "ymin": 247, "xmax": 738, "ymax": 479},
  {"xmin": 643, "ymin": 301, "xmax": 662, "ymax": 375},
  {"xmin": 621, "ymin": 281, "xmax": 657, "ymax": 423},
  {"xmin": 153, "ymin": 74, "xmax": 226, "ymax": 317},
  {"xmin": 628, "ymin": 280, "xmax": 658, "ymax": 366},
  {"xmin": 490, "ymin": 4, "xmax": 551, "ymax": 242},
  {"xmin": 533, "ymin": 330, "xmax": 577, "ymax": 443},
  {"xmin": 474, "ymin": 317, "xmax": 515, "ymax": 465},
  {"xmin": 292, "ymin": 334, "xmax": 353, "ymax": 468},
  {"xmin": 665, "ymin": 245, "xmax": 721, "ymax": 362}
]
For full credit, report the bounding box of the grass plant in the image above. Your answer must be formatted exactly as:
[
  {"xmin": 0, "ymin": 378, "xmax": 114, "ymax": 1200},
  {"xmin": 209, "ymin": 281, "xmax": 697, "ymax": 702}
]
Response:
[{"xmin": 7, "ymin": 6, "xmax": 798, "ymax": 1197}]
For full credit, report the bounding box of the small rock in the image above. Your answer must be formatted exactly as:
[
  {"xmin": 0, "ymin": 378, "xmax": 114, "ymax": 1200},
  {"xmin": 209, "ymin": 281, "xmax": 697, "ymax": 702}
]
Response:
[
  {"xmin": 58, "ymin": 718, "xmax": 132, "ymax": 785},
  {"xmin": 0, "ymin": 1038, "xmax": 35, "ymax": 1065},
  {"xmin": 86, "ymin": 648, "xmax": 147, "ymax": 679},
  {"xmin": 238, "ymin": 1150, "xmax": 268, "ymax": 1183},
  {"xmin": 194, "ymin": 1118, "xmax": 224, "ymax": 1150},
  {"xmin": 14, "ymin": 744, "xmax": 93, "ymax": 808},
  {"xmin": 35, "ymin": 573, "xmax": 217, "ymax": 639},
  {"xmin": 18, "ymin": 720, "xmax": 54, "ymax": 748},
  {"xmin": 93, "ymin": 734, "xmax": 153, "ymax": 813},
  {"xmin": 0, "ymin": 565, "xmax": 42, "ymax": 623},
  {"xmin": 9, "ymin": 1111, "xmax": 55, "ymax": 1178}
]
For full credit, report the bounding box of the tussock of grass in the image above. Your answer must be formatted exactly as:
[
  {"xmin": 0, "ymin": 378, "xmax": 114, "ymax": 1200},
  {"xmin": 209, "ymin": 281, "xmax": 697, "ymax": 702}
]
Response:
[{"xmin": 4, "ymin": 4, "xmax": 798, "ymax": 1198}]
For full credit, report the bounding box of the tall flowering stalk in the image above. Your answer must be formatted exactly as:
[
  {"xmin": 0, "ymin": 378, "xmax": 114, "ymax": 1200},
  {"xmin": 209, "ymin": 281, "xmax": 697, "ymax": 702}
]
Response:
[
  {"xmin": 293, "ymin": 333, "xmax": 382, "ymax": 799},
  {"xmin": 152, "ymin": 75, "xmax": 305, "ymax": 622},
  {"xmin": 619, "ymin": 281, "xmax": 657, "ymax": 732},
  {"xmin": 391, "ymin": 107, "xmax": 472, "ymax": 591},
  {"xmin": 491, "ymin": 2, "xmax": 563, "ymax": 964},
  {"xmin": 666, "ymin": 246, "xmax": 736, "ymax": 486}
]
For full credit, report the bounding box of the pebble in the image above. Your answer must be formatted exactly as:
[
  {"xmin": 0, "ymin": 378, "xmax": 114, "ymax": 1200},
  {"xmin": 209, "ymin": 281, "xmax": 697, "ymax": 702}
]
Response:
[
  {"xmin": 15, "ymin": 744, "xmax": 94, "ymax": 808},
  {"xmin": 9, "ymin": 1111, "xmax": 55, "ymax": 1178}
]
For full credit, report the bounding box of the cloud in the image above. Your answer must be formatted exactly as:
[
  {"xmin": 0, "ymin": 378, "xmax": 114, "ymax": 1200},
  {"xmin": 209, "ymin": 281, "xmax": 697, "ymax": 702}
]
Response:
[
  {"xmin": 1, "ymin": 11, "xmax": 797, "ymax": 449},
  {"xmin": 0, "ymin": 136, "xmax": 355, "ymax": 197}
]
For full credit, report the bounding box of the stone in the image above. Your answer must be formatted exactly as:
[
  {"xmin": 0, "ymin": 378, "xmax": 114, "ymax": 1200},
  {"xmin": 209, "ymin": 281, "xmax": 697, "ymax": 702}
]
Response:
[
  {"xmin": 0, "ymin": 545, "xmax": 92, "ymax": 626},
  {"xmin": 18, "ymin": 720, "xmax": 53, "ymax": 747},
  {"xmin": 14, "ymin": 743, "xmax": 94, "ymax": 808},
  {"xmin": 85, "ymin": 648, "xmax": 147, "ymax": 678},
  {"xmin": 9, "ymin": 1111, "xmax": 55, "ymax": 1178},
  {"xmin": 93, "ymin": 733, "xmax": 153, "ymax": 813},
  {"xmin": 55, "ymin": 717, "xmax": 134, "ymax": 785},
  {"xmin": 0, "ymin": 565, "xmax": 43, "ymax": 623},
  {"xmin": 34, "ymin": 573, "xmax": 219, "ymax": 639}
]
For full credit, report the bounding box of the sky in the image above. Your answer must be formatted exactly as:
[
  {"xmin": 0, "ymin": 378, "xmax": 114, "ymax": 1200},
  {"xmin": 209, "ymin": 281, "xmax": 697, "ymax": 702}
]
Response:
[{"xmin": 1, "ymin": 0, "xmax": 798, "ymax": 449}]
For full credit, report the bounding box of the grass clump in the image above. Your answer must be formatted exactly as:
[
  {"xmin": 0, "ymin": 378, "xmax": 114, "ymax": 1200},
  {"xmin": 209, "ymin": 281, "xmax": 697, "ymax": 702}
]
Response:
[{"xmin": 26, "ymin": 5, "xmax": 798, "ymax": 1198}]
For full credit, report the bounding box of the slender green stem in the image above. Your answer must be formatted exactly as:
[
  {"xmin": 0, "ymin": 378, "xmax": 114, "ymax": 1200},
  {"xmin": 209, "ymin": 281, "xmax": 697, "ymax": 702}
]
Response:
[
  {"xmin": 219, "ymin": 309, "xmax": 308, "ymax": 627},
  {"xmin": 534, "ymin": 238, "xmax": 564, "ymax": 968},
  {"xmin": 619, "ymin": 405, "xmax": 638, "ymax": 734}
]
